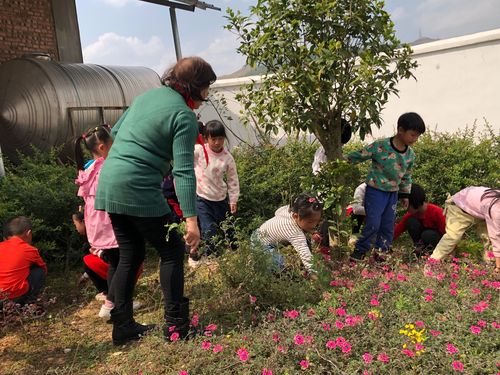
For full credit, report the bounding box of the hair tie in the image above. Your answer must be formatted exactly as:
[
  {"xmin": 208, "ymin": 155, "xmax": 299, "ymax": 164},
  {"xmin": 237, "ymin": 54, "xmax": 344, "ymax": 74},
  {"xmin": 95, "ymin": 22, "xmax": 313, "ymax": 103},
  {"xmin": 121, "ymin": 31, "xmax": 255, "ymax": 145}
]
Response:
[
  {"xmin": 82, "ymin": 133, "xmax": 87, "ymax": 140},
  {"xmin": 308, "ymin": 197, "xmax": 316, "ymax": 203}
]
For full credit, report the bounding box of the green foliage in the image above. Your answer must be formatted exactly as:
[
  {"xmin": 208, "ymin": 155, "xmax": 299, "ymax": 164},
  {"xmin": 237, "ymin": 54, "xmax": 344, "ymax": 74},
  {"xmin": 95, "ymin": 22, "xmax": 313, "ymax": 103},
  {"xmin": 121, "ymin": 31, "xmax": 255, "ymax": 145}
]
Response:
[
  {"xmin": 233, "ymin": 141, "xmax": 317, "ymax": 234},
  {"xmin": 411, "ymin": 125, "xmax": 500, "ymax": 206},
  {"xmin": 0, "ymin": 148, "xmax": 81, "ymax": 267},
  {"xmin": 226, "ymin": 0, "xmax": 417, "ymax": 159}
]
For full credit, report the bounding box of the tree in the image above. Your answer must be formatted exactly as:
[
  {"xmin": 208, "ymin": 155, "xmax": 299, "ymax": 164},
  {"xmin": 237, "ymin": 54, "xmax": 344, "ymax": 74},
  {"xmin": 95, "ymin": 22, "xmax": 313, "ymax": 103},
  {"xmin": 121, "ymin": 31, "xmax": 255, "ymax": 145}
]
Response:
[{"xmin": 226, "ymin": 0, "xmax": 417, "ymax": 160}]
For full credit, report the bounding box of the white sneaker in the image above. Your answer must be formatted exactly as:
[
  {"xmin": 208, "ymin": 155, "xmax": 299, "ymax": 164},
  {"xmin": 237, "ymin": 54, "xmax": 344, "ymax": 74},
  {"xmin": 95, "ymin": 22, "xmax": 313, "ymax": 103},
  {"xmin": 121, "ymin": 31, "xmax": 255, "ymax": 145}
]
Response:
[
  {"xmin": 132, "ymin": 301, "xmax": 142, "ymax": 310},
  {"xmin": 98, "ymin": 303, "xmax": 113, "ymax": 318},
  {"xmin": 188, "ymin": 257, "xmax": 201, "ymax": 269},
  {"xmin": 95, "ymin": 292, "xmax": 107, "ymax": 302}
]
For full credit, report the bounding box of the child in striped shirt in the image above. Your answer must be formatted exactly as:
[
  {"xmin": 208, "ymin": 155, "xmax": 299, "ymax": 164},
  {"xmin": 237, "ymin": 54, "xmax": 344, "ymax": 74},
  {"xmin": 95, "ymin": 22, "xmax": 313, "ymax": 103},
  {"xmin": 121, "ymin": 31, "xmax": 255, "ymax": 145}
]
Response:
[{"xmin": 253, "ymin": 194, "xmax": 323, "ymax": 277}]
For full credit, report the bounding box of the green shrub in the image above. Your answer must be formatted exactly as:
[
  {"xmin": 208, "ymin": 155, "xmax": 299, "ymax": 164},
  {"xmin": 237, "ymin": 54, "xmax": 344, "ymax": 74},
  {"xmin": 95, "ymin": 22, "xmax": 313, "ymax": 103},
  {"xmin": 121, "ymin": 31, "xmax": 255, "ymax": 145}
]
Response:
[{"xmin": 0, "ymin": 148, "xmax": 81, "ymax": 268}]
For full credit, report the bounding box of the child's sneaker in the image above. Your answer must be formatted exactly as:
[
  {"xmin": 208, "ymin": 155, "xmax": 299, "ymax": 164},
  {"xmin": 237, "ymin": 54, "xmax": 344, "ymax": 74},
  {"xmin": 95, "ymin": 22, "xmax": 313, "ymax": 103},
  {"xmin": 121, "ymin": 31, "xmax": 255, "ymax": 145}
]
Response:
[
  {"xmin": 95, "ymin": 292, "xmax": 107, "ymax": 302},
  {"xmin": 98, "ymin": 300, "xmax": 114, "ymax": 318}
]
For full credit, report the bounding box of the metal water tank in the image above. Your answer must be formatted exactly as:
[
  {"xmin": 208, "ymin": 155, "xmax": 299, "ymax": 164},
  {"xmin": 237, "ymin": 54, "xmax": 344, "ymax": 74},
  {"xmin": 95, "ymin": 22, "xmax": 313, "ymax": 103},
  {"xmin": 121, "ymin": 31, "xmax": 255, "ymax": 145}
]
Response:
[{"xmin": 0, "ymin": 54, "xmax": 162, "ymax": 162}]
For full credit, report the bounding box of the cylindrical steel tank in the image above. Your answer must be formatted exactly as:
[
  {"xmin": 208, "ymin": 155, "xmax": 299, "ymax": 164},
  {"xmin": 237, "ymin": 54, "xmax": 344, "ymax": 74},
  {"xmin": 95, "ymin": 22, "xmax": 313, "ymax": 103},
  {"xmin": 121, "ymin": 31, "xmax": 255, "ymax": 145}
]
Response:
[{"xmin": 0, "ymin": 54, "xmax": 162, "ymax": 162}]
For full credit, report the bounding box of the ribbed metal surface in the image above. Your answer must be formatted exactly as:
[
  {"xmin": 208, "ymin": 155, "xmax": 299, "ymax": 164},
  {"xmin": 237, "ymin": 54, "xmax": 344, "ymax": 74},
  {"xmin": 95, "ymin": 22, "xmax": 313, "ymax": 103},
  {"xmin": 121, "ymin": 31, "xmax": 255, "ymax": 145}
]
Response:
[{"xmin": 0, "ymin": 55, "xmax": 161, "ymax": 162}]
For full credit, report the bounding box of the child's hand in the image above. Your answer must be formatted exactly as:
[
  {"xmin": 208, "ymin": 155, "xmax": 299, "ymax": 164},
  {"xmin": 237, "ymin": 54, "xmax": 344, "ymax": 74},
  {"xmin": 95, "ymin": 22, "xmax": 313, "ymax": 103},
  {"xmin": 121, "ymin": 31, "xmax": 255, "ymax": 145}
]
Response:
[
  {"xmin": 230, "ymin": 203, "xmax": 237, "ymax": 214},
  {"xmin": 311, "ymin": 232, "xmax": 322, "ymax": 244},
  {"xmin": 400, "ymin": 198, "xmax": 409, "ymax": 209}
]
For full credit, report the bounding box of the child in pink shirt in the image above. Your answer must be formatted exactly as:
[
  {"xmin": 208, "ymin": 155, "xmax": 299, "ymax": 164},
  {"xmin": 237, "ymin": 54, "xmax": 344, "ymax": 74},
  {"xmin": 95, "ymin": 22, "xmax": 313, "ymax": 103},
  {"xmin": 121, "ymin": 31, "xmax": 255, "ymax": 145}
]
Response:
[
  {"xmin": 430, "ymin": 186, "xmax": 500, "ymax": 273},
  {"xmin": 191, "ymin": 120, "xmax": 239, "ymax": 265}
]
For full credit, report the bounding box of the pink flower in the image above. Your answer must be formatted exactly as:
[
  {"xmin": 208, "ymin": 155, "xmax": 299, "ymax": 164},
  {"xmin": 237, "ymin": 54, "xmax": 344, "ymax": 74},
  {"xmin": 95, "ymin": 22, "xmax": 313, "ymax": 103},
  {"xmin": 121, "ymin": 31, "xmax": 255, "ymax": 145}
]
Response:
[
  {"xmin": 415, "ymin": 321, "xmax": 425, "ymax": 328},
  {"xmin": 424, "ymin": 288, "xmax": 434, "ymax": 295},
  {"xmin": 430, "ymin": 329, "xmax": 442, "ymax": 337},
  {"xmin": 205, "ymin": 323, "xmax": 217, "ymax": 331},
  {"xmin": 345, "ymin": 316, "xmax": 356, "ymax": 327},
  {"xmin": 377, "ymin": 352, "xmax": 390, "ymax": 363},
  {"xmin": 436, "ymin": 273, "xmax": 445, "ymax": 281},
  {"xmin": 178, "ymin": 371, "xmax": 189, "ymax": 375},
  {"xmin": 201, "ymin": 341, "xmax": 211, "ymax": 350},
  {"xmin": 492, "ymin": 321, "xmax": 500, "ymax": 329},
  {"xmin": 336, "ymin": 336, "xmax": 346, "ymax": 346},
  {"xmin": 452, "ymin": 360, "xmax": 464, "ymax": 372},
  {"xmin": 335, "ymin": 320, "xmax": 344, "ymax": 329},
  {"xmin": 262, "ymin": 369, "xmax": 273, "ymax": 375},
  {"xmin": 237, "ymin": 348, "xmax": 249, "ymax": 361},
  {"xmin": 367, "ymin": 311, "xmax": 379, "ymax": 321},
  {"xmin": 446, "ymin": 343, "xmax": 458, "ymax": 355},
  {"xmin": 424, "ymin": 295, "xmax": 433, "ymax": 302},
  {"xmin": 326, "ymin": 340, "xmax": 336, "ymax": 349},
  {"xmin": 471, "ymin": 288, "xmax": 481, "ymax": 294},
  {"xmin": 397, "ymin": 273, "xmax": 408, "ymax": 281},
  {"xmin": 299, "ymin": 359, "xmax": 310, "ymax": 369},
  {"xmin": 473, "ymin": 301, "xmax": 489, "ymax": 312},
  {"xmin": 294, "ymin": 334, "xmax": 305, "ymax": 345},
  {"xmin": 362, "ymin": 352, "xmax": 373, "ymax": 364},
  {"xmin": 477, "ymin": 320, "xmax": 487, "ymax": 327},
  {"xmin": 322, "ymin": 323, "xmax": 331, "ymax": 331},
  {"xmin": 191, "ymin": 313, "xmax": 199, "ymax": 327},
  {"xmin": 449, "ymin": 289, "xmax": 458, "ymax": 296},
  {"xmin": 277, "ymin": 345, "xmax": 286, "ymax": 353},
  {"xmin": 213, "ymin": 344, "xmax": 223, "ymax": 353},
  {"xmin": 450, "ymin": 282, "xmax": 458, "ymax": 289},
  {"xmin": 335, "ymin": 307, "xmax": 347, "ymax": 316},
  {"xmin": 249, "ymin": 295, "xmax": 257, "ymax": 304},
  {"xmin": 402, "ymin": 348, "xmax": 415, "ymax": 358},
  {"xmin": 305, "ymin": 336, "xmax": 314, "ymax": 345},
  {"xmin": 486, "ymin": 251, "xmax": 495, "ymax": 258},
  {"xmin": 341, "ymin": 342, "xmax": 352, "ymax": 354},
  {"xmin": 170, "ymin": 332, "xmax": 180, "ymax": 342},
  {"xmin": 272, "ymin": 332, "xmax": 280, "ymax": 342},
  {"xmin": 470, "ymin": 325, "xmax": 481, "ymax": 334},
  {"xmin": 370, "ymin": 298, "xmax": 380, "ymax": 306},
  {"xmin": 283, "ymin": 310, "xmax": 300, "ymax": 319}
]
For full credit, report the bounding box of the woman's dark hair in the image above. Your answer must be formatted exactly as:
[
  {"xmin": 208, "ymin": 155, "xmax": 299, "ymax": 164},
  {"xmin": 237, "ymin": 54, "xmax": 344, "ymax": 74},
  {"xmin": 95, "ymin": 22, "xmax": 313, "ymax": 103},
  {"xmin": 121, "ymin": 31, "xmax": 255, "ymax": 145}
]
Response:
[
  {"xmin": 290, "ymin": 193, "xmax": 323, "ymax": 219},
  {"xmin": 161, "ymin": 56, "xmax": 217, "ymax": 101},
  {"xmin": 3, "ymin": 216, "xmax": 31, "ymax": 238},
  {"xmin": 74, "ymin": 124, "xmax": 112, "ymax": 171},
  {"xmin": 204, "ymin": 120, "xmax": 226, "ymax": 138},
  {"xmin": 409, "ymin": 183, "xmax": 426, "ymax": 209},
  {"xmin": 481, "ymin": 188, "xmax": 500, "ymax": 217}
]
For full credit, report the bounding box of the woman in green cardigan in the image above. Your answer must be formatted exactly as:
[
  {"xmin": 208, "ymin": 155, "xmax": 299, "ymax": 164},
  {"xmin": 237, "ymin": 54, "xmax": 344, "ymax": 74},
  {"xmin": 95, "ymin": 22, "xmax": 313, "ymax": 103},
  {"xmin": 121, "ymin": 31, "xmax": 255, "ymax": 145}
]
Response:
[{"xmin": 95, "ymin": 56, "xmax": 216, "ymax": 345}]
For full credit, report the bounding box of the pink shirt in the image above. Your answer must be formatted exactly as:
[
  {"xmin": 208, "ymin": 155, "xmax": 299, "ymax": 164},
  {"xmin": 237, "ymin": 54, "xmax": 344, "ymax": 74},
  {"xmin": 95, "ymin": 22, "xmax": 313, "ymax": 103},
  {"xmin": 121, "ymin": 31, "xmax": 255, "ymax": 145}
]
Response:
[
  {"xmin": 453, "ymin": 186, "xmax": 499, "ymax": 256},
  {"xmin": 194, "ymin": 144, "xmax": 240, "ymax": 204},
  {"xmin": 75, "ymin": 157, "xmax": 118, "ymax": 250}
]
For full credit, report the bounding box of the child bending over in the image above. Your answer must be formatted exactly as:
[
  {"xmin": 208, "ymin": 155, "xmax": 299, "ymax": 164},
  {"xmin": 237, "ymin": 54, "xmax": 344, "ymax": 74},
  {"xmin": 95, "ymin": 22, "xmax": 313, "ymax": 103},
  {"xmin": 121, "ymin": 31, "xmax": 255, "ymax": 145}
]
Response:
[
  {"xmin": 253, "ymin": 194, "xmax": 323, "ymax": 278},
  {"xmin": 393, "ymin": 183, "xmax": 445, "ymax": 256},
  {"xmin": 347, "ymin": 112, "xmax": 426, "ymax": 261},
  {"xmin": 430, "ymin": 187, "xmax": 500, "ymax": 273}
]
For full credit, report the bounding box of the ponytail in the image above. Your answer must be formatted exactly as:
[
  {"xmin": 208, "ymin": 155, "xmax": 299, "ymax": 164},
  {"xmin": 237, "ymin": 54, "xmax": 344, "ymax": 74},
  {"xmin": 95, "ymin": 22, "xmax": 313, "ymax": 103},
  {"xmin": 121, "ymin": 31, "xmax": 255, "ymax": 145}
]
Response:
[{"xmin": 74, "ymin": 124, "xmax": 112, "ymax": 171}]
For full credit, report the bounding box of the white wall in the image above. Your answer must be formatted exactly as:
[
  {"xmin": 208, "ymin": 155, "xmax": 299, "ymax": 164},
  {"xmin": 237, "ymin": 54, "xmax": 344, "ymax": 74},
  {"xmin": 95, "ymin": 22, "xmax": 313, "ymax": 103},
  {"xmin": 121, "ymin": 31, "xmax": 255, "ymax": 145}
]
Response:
[{"xmin": 198, "ymin": 28, "xmax": 500, "ymax": 146}]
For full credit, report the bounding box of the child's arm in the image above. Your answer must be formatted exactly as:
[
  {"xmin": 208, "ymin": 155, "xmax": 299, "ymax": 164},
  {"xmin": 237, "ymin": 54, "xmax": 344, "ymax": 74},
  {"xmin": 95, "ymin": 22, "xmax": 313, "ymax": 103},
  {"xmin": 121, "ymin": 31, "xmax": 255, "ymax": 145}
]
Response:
[
  {"xmin": 289, "ymin": 232, "xmax": 314, "ymax": 272},
  {"xmin": 394, "ymin": 212, "xmax": 411, "ymax": 240},
  {"xmin": 346, "ymin": 141, "xmax": 376, "ymax": 165},
  {"xmin": 226, "ymin": 154, "xmax": 240, "ymax": 214}
]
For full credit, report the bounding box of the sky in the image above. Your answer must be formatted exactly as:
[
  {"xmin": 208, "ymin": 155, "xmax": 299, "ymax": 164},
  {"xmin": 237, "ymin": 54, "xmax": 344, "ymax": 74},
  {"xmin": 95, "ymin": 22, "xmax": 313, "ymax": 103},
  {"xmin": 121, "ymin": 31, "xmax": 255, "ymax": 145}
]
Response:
[{"xmin": 76, "ymin": 0, "xmax": 500, "ymax": 77}]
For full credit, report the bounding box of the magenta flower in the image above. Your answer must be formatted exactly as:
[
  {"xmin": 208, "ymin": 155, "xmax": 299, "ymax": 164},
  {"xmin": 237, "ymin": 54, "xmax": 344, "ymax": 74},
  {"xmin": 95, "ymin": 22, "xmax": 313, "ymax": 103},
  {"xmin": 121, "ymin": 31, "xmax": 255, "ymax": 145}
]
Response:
[
  {"xmin": 262, "ymin": 369, "xmax": 273, "ymax": 375},
  {"xmin": 322, "ymin": 323, "xmax": 331, "ymax": 331},
  {"xmin": 237, "ymin": 348, "xmax": 249, "ymax": 361},
  {"xmin": 277, "ymin": 345, "xmax": 286, "ymax": 353},
  {"xmin": 191, "ymin": 313, "xmax": 199, "ymax": 327},
  {"xmin": 473, "ymin": 301, "xmax": 489, "ymax": 312},
  {"xmin": 402, "ymin": 348, "xmax": 415, "ymax": 358},
  {"xmin": 452, "ymin": 360, "xmax": 464, "ymax": 372},
  {"xmin": 397, "ymin": 273, "xmax": 408, "ymax": 281},
  {"xmin": 362, "ymin": 352, "xmax": 373, "ymax": 364},
  {"xmin": 201, "ymin": 341, "xmax": 211, "ymax": 350},
  {"xmin": 178, "ymin": 371, "xmax": 189, "ymax": 375},
  {"xmin": 335, "ymin": 320, "xmax": 344, "ymax": 329},
  {"xmin": 326, "ymin": 340, "xmax": 336, "ymax": 349},
  {"xmin": 379, "ymin": 282, "xmax": 390, "ymax": 292},
  {"xmin": 299, "ymin": 360, "xmax": 310, "ymax": 369},
  {"xmin": 272, "ymin": 332, "xmax": 280, "ymax": 342},
  {"xmin": 294, "ymin": 334, "xmax": 305, "ymax": 345},
  {"xmin": 170, "ymin": 332, "xmax": 180, "ymax": 342},
  {"xmin": 249, "ymin": 295, "xmax": 257, "ymax": 304},
  {"xmin": 370, "ymin": 298, "xmax": 380, "ymax": 306},
  {"xmin": 341, "ymin": 342, "xmax": 352, "ymax": 354},
  {"xmin": 336, "ymin": 307, "xmax": 347, "ymax": 316},
  {"xmin": 283, "ymin": 310, "xmax": 300, "ymax": 319},
  {"xmin": 430, "ymin": 329, "xmax": 442, "ymax": 337},
  {"xmin": 477, "ymin": 320, "xmax": 487, "ymax": 327},
  {"xmin": 415, "ymin": 343, "xmax": 425, "ymax": 351},
  {"xmin": 335, "ymin": 336, "xmax": 346, "ymax": 346},
  {"xmin": 415, "ymin": 321, "xmax": 425, "ymax": 328},
  {"xmin": 470, "ymin": 325, "xmax": 481, "ymax": 334},
  {"xmin": 471, "ymin": 288, "xmax": 481, "ymax": 295},
  {"xmin": 213, "ymin": 344, "xmax": 223, "ymax": 353},
  {"xmin": 446, "ymin": 343, "xmax": 458, "ymax": 355},
  {"xmin": 377, "ymin": 352, "xmax": 390, "ymax": 363},
  {"xmin": 424, "ymin": 288, "xmax": 434, "ymax": 294},
  {"xmin": 449, "ymin": 289, "xmax": 458, "ymax": 296},
  {"xmin": 424, "ymin": 295, "xmax": 433, "ymax": 302},
  {"xmin": 305, "ymin": 336, "xmax": 314, "ymax": 345},
  {"xmin": 449, "ymin": 282, "xmax": 458, "ymax": 289},
  {"xmin": 205, "ymin": 323, "xmax": 217, "ymax": 331},
  {"xmin": 492, "ymin": 321, "xmax": 500, "ymax": 329}
]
